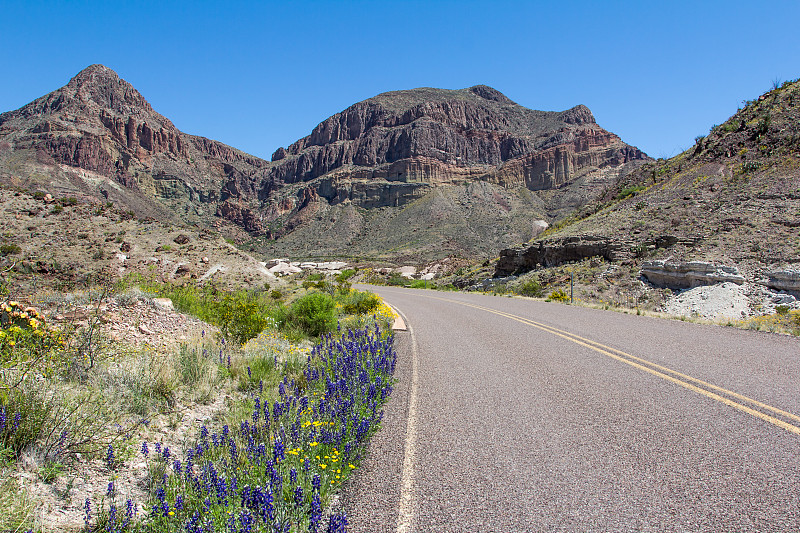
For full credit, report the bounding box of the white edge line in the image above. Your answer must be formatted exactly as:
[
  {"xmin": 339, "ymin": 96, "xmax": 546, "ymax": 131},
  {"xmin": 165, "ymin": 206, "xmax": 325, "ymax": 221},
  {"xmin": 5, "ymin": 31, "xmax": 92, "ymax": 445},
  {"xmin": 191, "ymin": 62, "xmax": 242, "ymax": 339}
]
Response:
[{"xmin": 395, "ymin": 306, "xmax": 418, "ymax": 533}]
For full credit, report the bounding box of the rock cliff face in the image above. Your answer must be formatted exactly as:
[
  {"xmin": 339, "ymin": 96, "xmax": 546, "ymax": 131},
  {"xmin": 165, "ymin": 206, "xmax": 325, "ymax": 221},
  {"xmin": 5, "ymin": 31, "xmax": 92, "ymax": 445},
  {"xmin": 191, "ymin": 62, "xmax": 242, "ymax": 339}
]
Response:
[
  {"xmin": 0, "ymin": 65, "xmax": 271, "ymax": 227},
  {"xmin": 265, "ymin": 86, "xmax": 647, "ymax": 206},
  {"xmin": 0, "ymin": 65, "xmax": 650, "ymax": 261}
]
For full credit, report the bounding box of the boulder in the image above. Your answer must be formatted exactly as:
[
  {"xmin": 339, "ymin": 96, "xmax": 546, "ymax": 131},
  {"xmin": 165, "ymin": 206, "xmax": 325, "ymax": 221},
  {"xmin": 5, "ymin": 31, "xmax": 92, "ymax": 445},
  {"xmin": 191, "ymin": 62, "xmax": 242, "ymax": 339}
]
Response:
[
  {"xmin": 265, "ymin": 258, "xmax": 290, "ymax": 269},
  {"xmin": 269, "ymin": 263, "xmax": 302, "ymax": 276},
  {"xmin": 153, "ymin": 298, "xmax": 174, "ymax": 310},
  {"xmin": 766, "ymin": 269, "xmax": 800, "ymax": 294},
  {"xmin": 395, "ymin": 266, "xmax": 417, "ymax": 279},
  {"xmin": 531, "ymin": 220, "xmax": 549, "ymax": 237},
  {"xmin": 641, "ymin": 260, "xmax": 745, "ymax": 288}
]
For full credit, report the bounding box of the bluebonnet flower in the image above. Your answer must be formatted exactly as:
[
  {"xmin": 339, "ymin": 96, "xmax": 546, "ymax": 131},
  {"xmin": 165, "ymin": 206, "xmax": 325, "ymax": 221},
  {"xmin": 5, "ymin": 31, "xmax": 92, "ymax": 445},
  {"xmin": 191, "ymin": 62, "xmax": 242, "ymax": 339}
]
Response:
[
  {"xmin": 105, "ymin": 444, "xmax": 114, "ymax": 469},
  {"xmin": 327, "ymin": 512, "xmax": 349, "ymax": 533},
  {"xmin": 309, "ymin": 492, "xmax": 322, "ymax": 533},
  {"xmin": 83, "ymin": 498, "xmax": 91, "ymax": 526}
]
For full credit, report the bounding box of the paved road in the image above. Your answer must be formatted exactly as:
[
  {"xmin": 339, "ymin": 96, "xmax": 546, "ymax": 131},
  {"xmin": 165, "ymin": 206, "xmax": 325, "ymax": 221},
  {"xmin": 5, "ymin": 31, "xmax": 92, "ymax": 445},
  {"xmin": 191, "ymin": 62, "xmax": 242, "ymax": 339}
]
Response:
[{"xmin": 337, "ymin": 286, "xmax": 800, "ymax": 532}]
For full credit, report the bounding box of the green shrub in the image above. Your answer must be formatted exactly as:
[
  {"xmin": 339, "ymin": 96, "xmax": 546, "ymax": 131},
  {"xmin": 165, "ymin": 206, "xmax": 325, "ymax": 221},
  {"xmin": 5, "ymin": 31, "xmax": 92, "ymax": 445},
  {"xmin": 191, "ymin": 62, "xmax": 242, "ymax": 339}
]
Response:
[
  {"xmin": 0, "ymin": 476, "xmax": 34, "ymax": 533},
  {"xmin": 339, "ymin": 290, "xmax": 381, "ymax": 315},
  {"xmin": 57, "ymin": 197, "xmax": 78, "ymax": 207},
  {"xmin": 270, "ymin": 289, "xmax": 283, "ymax": 300},
  {"xmin": 336, "ymin": 269, "xmax": 357, "ymax": 283},
  {"xmin": 285, "ymin": 292, "xmax": 336, "ymax": 337},
  {"xmin": 616, "ymin": 185, "xmax": 646, "ymax": 200},
  {"xmin": 235, "ymin": 353, "xmax": 278, "ymax": 392},
  {"xmin": 386, "ymin": 273, "xmax": 410, "ymax": 287},
  {"xmin": 776, "ymin": 305, "xmax": 790, "ymax": 316},
  {"xmin": 137, "ymin": 282, "xmax": 277, "ymax": 344},
  {"xmin": 517, "ymin": 278, "xmax": 544, "ymax": 298}
]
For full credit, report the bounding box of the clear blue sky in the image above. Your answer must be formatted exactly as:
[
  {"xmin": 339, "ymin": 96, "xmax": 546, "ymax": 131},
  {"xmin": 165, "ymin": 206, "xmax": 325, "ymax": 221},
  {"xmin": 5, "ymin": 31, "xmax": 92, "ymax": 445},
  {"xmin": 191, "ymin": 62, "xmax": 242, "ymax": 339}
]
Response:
[{"xmin": 2, "ymin": 1, "xmax": 798, "ymax": 160}]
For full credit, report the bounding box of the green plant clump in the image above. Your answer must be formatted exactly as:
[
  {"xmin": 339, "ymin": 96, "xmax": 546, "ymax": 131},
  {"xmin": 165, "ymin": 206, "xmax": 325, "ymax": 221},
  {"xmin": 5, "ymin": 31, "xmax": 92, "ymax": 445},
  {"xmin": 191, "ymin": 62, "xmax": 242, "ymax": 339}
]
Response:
[
  {"xmin": 282, "ymin": 292, "xmax": 337, "ymax": 338},
  {"xmin": 616, "ymin": 185, "xmax": 647, "ymax": 200},
  {"xmin": 517, "ymin": 278, "xmax": 544, "ymax": 298}
]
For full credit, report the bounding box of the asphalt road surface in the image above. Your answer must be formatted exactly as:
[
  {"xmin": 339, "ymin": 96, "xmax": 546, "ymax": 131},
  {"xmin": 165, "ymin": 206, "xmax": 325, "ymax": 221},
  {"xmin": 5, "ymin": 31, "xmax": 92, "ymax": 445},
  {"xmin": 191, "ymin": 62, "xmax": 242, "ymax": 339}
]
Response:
[{"xmin": 336, "ymin": 286, "xmax": 800, "ymax": 532}]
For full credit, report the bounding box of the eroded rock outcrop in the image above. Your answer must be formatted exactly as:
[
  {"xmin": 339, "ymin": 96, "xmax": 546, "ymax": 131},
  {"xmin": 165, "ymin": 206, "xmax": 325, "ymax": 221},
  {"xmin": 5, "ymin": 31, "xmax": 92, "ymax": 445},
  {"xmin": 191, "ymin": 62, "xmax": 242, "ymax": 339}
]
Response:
[
  {"xmin": 495, "ymin": 235, "xmax": 689, "ymax": 276},
  {"xmin": 640, "ymin": 260, "xmax": 745, "ymax": 288},
  {"xmin": 766, "ymin": 269, "xmax": 800, "ymax": 294}
]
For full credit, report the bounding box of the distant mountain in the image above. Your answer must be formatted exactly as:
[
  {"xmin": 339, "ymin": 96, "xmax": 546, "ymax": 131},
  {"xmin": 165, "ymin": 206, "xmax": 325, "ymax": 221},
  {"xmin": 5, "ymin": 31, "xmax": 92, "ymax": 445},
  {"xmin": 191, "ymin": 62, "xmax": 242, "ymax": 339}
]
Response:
[
  {"xmin": 497, "ymin": 78, "xmax": 800, "ymax": 276},
  {"xmin": 0, "ymin": 65, "xmax": 649, "ymax": 262},
  {"xmin": 0, "ymin": 64, "xmax": 271, "ymax": 233}
]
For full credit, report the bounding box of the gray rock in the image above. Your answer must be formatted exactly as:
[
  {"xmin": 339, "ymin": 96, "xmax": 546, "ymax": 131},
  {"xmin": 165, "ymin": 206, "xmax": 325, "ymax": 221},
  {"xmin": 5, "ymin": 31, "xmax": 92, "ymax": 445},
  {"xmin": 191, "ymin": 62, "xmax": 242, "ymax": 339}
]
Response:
[
  {"xmin": 771, "ymin": 293, "xmax": 797, "ymax": 305},
  {"xmin": 766, "ymin": 269, "xmax": 800, "ymax": 294},
  {"xmin": 641, "ymin": 260, "xmax": 745, "ymax": 288}
]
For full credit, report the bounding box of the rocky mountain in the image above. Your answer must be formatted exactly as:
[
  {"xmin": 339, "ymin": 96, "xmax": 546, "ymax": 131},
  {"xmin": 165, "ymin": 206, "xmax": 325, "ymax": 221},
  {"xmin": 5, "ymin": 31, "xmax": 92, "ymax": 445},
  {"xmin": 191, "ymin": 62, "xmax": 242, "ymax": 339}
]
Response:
[
  {"xmin": 0, "ymin": 65, "xmax": 649, "ymax": 263},
  {"xmin": 0, "ymin": 64, "xmax": 271, "ymax": 234},
  {"xmin": 496, "ymin": 78, "xmax": 800, "ymax": 278}
]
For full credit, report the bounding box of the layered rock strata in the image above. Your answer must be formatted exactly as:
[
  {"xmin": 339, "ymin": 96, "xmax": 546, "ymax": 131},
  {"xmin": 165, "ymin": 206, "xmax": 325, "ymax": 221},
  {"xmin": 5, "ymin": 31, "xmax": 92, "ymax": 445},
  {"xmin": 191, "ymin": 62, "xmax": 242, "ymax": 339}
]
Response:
[
  {"xmin": 495, "ymin": 235, "xmax": 693, "ymax": 276},
  {"xmin": 640, "ymin": 260, "xmax": 746, "ymax": 288},
  {"xmin": 766, "ymin": 269, "xmax": 800, "ymax": 294}
]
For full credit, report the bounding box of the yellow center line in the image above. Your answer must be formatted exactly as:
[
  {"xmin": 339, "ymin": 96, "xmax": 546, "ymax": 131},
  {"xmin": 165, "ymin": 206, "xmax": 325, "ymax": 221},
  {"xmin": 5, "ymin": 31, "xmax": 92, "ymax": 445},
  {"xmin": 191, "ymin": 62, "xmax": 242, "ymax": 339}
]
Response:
[{"xmin": 415, "ymin": 292, "xmax": 800, "ymax": 436}]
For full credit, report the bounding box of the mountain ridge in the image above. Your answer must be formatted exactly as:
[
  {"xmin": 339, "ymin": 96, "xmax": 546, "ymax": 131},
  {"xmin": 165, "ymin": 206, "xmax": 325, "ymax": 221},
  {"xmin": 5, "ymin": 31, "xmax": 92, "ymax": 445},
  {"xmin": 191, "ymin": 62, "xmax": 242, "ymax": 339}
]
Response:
[
  {"xmin": 0, "ymin": 64, "xmax": 649, "ymax": 262},
  {"xmin": 495, "ymin": 77, "xmax": 800, "ymax": 277}
]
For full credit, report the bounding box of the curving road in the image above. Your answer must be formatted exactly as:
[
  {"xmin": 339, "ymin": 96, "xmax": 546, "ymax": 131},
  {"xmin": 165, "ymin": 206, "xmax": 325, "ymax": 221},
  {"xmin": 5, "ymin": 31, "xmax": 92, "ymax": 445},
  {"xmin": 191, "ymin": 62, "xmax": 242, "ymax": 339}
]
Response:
[{"xmin": 338, "ymin": 286, "xmax": 800, "ymax": 532}]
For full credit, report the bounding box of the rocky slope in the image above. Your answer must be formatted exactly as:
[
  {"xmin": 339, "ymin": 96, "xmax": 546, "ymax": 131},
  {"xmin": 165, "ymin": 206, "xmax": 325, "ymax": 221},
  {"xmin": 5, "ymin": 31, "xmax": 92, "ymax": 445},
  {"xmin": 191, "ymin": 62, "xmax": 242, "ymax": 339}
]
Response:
[
  {"xmin": 257, "ymin": 85, "xmax": 647, "ymax": 260},
  {"xmin": 0, "ymin": 65, "xmax": 649, "ymax": 262},
  {"xmin": 497, "ymin": 78, "xmax": 800, "ymax": 278},
  {"xmin": 0, "ymin": 65, "xmax": 271, "ymax": 236}
]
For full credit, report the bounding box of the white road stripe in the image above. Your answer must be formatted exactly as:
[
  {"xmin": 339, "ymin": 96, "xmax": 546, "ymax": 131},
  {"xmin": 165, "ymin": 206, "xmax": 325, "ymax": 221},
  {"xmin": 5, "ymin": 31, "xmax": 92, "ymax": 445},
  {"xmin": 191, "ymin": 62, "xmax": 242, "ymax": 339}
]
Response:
[{"xmin": 396, "ymin": 306, "xmax": 418, "ymax": 533}]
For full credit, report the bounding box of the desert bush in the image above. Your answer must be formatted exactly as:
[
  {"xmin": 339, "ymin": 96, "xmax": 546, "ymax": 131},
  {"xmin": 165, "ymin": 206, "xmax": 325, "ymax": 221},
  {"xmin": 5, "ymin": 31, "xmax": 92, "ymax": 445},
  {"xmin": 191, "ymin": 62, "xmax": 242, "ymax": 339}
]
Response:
[
  {"xmin": 516, "ymin": 278, "xmax": 544, "ymax": 298},
  {"xmin": 547, "ymin": 288, "xmax": 571, "ymax": 303},
  {"xmin": 137, "ymin": 281, "xmax": 277, "ymax": 344},
  {"xmin": 386, "ymin": 273, "xmax": 410, "ymax": 287},
  {"xmin": 616, "ymin": 185, "xmax": 646, "ymax": 200},
  {"xmin": 57, "ymin": 197, "xmax": 78, "ymax": 207},
  {"xmin": 1, "ymin": 373, "xmax": 126, "ymax": 462},
  {"xmin": 284, "ymin": 292, "xmax": 337, "ymax": 337},
  {"xmin": 336, "ymin": 269, "xmax": 357, "ymax": 283},
  {"xmin": 0, "ymin": 476, "xmax": 34, "ymax": 533},
  {"xmin": 338, "ymin": 290, "xmax": 381, "ymax": 315}
]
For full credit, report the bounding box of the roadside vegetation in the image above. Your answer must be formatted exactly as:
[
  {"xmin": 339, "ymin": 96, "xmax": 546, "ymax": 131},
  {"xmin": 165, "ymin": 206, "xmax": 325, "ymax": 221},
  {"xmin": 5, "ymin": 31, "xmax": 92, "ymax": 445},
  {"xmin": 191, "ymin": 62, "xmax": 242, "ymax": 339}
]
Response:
[{"xmin": 0, "ymin": 271, "xmax": 396, "ymax": 532}]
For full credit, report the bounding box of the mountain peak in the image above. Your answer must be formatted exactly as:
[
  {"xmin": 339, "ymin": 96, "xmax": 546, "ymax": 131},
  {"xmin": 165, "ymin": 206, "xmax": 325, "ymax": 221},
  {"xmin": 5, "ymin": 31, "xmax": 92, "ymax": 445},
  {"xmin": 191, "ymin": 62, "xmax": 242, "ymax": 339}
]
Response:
[
  {"xmin": 62, "ymin": 64, "xmax": 153, "ymax": 117},
  {"xmin": 468, "ymin": 85, "xmax": 513, "ymax": 104}
]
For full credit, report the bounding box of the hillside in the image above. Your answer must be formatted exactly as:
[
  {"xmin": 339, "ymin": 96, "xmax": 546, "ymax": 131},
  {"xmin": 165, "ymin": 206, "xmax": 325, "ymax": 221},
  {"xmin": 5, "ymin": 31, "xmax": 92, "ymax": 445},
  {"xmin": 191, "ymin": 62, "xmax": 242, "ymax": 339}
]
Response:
[
  {"xmin": 497, "ymin": 78, "xmax": 800, "ymax": 276},
  {"xmin": 0, "ymin": 65, "xmax": 649, "ymax": 263},
  {"xmin": 478, "ymin": 79, "xmax": 800, "ymax": 322}
]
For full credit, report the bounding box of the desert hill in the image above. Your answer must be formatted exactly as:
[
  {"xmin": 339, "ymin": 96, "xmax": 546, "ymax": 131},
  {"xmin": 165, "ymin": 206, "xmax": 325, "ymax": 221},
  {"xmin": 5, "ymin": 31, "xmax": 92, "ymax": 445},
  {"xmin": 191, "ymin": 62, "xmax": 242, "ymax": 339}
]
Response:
[
  {"xmin": 0, "ymin": 65, "xmax": 648, "ymax": 263},
  {"xmin": 496, "ymin": 78, "xmax": 800, "ymax": 278}
]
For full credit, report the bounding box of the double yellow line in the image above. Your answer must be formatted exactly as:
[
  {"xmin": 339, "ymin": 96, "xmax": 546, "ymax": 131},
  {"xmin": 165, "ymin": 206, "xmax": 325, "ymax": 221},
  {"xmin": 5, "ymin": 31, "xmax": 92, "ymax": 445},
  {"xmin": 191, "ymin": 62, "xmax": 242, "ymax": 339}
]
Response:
[{"xmin": 429, "ymin": 294, "xmax": 800, "ymax": 436}]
